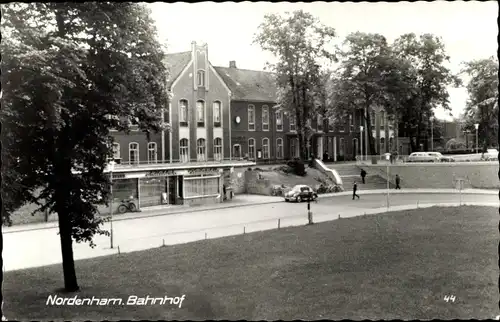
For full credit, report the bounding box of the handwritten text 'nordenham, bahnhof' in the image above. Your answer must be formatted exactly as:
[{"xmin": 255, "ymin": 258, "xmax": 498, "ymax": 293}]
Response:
[{"xmin": 46, "ymin": 295, "xmax": 186, "ymax": 308}]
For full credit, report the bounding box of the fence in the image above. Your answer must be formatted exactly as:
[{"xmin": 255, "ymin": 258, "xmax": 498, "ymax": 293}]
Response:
[{"xmin": 356, "ymin": 153, "xmax": 493, "ymax": 165}]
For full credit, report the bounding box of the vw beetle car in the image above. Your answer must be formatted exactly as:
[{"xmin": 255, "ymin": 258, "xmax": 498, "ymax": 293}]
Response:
[{"xmin": 284, "ymin": 185, "xmax": 318, "ymax": 202}]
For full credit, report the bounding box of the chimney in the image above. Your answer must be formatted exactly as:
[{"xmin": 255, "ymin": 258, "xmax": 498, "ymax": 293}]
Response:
[{"xmin": 229, "ymin": 61, "xmax": 237, "ymax": 68}]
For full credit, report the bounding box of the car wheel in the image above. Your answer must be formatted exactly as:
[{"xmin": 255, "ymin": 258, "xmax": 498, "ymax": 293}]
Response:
[
  {"xmin": 297, "ymin": 196, "xmax": 302, "ymax": 203},
  {"xmin": 117, "ymin": 205, "xmax": 127, "ymax": 214}
]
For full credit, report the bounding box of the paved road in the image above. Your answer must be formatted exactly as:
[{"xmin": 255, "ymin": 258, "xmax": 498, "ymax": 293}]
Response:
[{"xmin": 3, "ymin": 192, "xmax": 497, "ymax": 272}]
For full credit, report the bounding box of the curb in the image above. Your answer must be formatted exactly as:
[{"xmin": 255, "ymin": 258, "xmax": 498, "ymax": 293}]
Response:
[{"xmin": 3, "ymin": 189, "xmax": 496, "ymax": 234}]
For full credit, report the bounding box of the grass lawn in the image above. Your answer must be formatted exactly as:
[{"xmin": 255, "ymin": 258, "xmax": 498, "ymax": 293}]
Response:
[{"xmin": 3, "ymin": 206, "xmax": 498, "ymax": 320}]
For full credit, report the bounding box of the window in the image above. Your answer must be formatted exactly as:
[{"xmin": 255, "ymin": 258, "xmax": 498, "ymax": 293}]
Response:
[
  {"xmin": 339, "ymin": 138, "xmax": 345, "ymax": 157},
  {"xmin": 262, "ymin": 138, "xmax": 269, "ymax": 159},
  {"xmin": 353, "ymin": 138, "xmax": 359, "ymax": 155},
  {"xmin": 129, "ymin": 142, "xmax": 139, "ymax": 165},
  {"xmin": 196, "ymin": 100, "xmax": 205, "ymax": 126},
  {"xmin": 276, "ymin": 138, "xmax": 283, "ymax": 159},
  {"xmin": 147, "ymin": 142, "xmax": 157, "ymax": 164},
  {"xmin": 262, "ymin": 105, "xmax": 269, "ymax": 131},
  {"xmin": 370, "ymin": 110, "xmax": 375, "ymax": 127},
  {"xmin": 197, "ymin": 70, "xmax": 205, "ymax": 87},
  {"xmin": 276, "ymin": 111, "xmax": 283, "ymax": 131},
  {"xmin": 248, "ymin": 105, "xmax": 255, "ymax": 131},
  {"xmin": 214, "ymin": 138, "xmax": 222, "ymax": 161},
  {"xmin": 317, "ymin": 114, "xmax": 323, "ymax": 132},
  {"xmin": 380, "ymin": 111, "xmax": 385, "ymax": 130},
  {"xmin": 179, "ymin": 100, "xmax": 188, "ymax": 126},
  {"xmin": 184, "ymin": 177, "xmax": 219, "ymax": 198},
  {"xmin": 248, "ymin": 138, "xmax": 255, "ymax": 160},
  {"xmin": 213, "ymin": 101, "xmax": 221, "ymax": 126},
  {"xmin": 290, "ymin": 115, "xmax": 296, "ymax": 132},
  {"xmin": 233, "ymin": 144, "xmax": 241, "ymax": 158},
  {"xmin": 197, "ymin": 138, "xmax": 206, "ymax": 161},
  {"xmin": 112, "ymin": 143, "xmax": 120, "ymax": 160},
  {"xmin": 291, "ymin": 139, "xmax": 297, "ymax": 158},
  {"xmin": 380, "ymin": 137, "xmax": 385, "ymax": 154},
  {"xmin": 180, "ymin": 139, "xmax": 189, "ymax": 163},
  {"xmin": 349, "ymin": 114, "xmax": 354, "ymax": 130}
]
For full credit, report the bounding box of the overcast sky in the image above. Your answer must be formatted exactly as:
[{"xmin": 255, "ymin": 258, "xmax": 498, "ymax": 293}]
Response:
[{"xmin": 147, "ymin": 1, "xmax": 498, "ymax": 121}]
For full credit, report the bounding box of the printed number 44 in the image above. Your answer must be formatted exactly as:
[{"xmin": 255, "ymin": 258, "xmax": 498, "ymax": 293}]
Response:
[{"xmin": 444, "ymin": 295, "xmax": 456, "ymax": 302}]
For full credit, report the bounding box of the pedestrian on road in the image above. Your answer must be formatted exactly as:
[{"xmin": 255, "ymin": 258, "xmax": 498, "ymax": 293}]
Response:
[
  {"xmin": 223, "ymin": 184, "xmax": 227, "ymax": 200},
  {"xmin": 352, "ymin": 181, "xmax": 360, "ymax": 200},
  {"xmin": 360, "ymin": 169, "xmax": 367, "ymax": 184},
  {"xmin": 395, "ymin": 174, "xmax": 401, "ymax": 190}
]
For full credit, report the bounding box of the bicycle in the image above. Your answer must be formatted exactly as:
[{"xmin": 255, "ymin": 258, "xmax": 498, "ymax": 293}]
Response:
[{"xmin": 117, "ymin": 198, "xmax": 137, "ymax": 213}]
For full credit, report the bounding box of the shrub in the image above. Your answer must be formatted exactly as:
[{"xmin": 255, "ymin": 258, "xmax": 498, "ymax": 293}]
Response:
[{"xmin": 287, "ymin": 159, "xmax": 306, "ymax": 176}]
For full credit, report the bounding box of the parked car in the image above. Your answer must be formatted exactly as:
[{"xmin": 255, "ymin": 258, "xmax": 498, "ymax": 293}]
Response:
[
  {"xmin": 427, "ymin": 152, "xmax": 455, "ymax": 162},
  {"xmin": 482, "ymin": 149, "xmax": 499, "ymax": 161},
  {"xmin": 284, "ymin": 185, "xmax": 318, "ymax": 202},
  {"xmin": 408, "ymin": 152, "xmax": 441, "ymax": 163}
]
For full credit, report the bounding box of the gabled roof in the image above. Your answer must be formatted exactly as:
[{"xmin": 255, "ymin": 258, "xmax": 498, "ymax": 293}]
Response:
[
  {"xmin": 164, "ymin": 51, "xmax": 192, "ymax": 88},
  {"xmin": 213, "ymin": 66, "xmax": 278, "ymax": 102}
]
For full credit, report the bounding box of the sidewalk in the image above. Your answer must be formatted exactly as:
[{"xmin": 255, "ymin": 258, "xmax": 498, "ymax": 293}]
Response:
[{"xmin": 3, "ymin": 189, "xmax": 496, "ymax": 234}]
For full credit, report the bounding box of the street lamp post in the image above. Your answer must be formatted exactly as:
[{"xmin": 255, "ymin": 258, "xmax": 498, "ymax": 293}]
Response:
[
  {"xmin": 360, "ymin": 125, "xmax": 364, "ymax": 161},
  {"xmin": 385, "ymin": 153, "xmax": 390, "ymax": 210},
  {"xmin": 108, "ymin": 160, "xmax": 116, "ymax": 249},
  {"xmin": 474, "ymin": 123, "xmax": 479, "ymax": 154},
  {"xmin": 431, "ymin": 117, "xmax": 434, "ymax": 152}
]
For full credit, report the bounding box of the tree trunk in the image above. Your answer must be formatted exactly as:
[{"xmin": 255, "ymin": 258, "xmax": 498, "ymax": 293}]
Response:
[
  {"xmin": 55, "ymin": 170, "xmax": 80, "ymax": 292},
  {"xmin": 57, "ymin": 205, "xmax": 80, "ymax": 292}
]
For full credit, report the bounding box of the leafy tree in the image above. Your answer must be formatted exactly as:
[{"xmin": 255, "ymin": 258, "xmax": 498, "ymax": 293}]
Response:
[
  {"xmin": 331, "ymin": 32, "xmax": 394, "ymax": 156},
  {"xmin": 1, "ymin": 3, "xmax": 168, "ymax": 291},
  {"xmin": 461, "ymin": 56, "xmax": 499, "ymax": 151},
  {"xmin": 253, "ymin": 10, "xmax": 337, "ymax": 160},
  {"xmin": 391, "ymin": 33, "xmax": 461, "ymax": 152}
]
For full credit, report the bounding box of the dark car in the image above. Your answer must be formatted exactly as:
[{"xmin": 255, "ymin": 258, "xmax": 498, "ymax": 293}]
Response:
[{"xmin": 284, "ymin": 185, "xmax": 318, "ymax": 202}]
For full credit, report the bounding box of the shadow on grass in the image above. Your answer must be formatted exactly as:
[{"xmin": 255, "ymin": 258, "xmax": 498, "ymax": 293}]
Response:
[{"xmin": 3, "ymin": 206, "xmax": 497, "ymax": 320}]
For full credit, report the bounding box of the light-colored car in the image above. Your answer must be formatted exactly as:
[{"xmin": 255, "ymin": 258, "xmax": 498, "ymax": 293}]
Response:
[
  {"xmin": 284, "ymin": 185, "xmax": 318, "ymax": 203},
  {"xmin": 408, "ymin": 152, "xmax": 441, "ymax": 163},
  {"xmin": 482, "ymin": 149, "xmax": 499, "ymax": 161},
  {"xmin": 427, "ymin": 152, "xmax": 455, "ymax": 162}
]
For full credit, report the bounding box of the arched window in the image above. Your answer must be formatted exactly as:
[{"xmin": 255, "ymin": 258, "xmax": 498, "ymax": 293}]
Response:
[
  {"xmin": 248, "ymin": 138, "xmax": 255, "ymax": 160},
  {"xmin": 262, "ymin": 105, "xmax": 269, "ymax": 131},
  {"xmin": 196, "ymin": 100, "xmax": 205, "ymax": 126},
  {"xmin": 112, "ymin": 143, "xmax": 120, "ymax": 160},
  {"xmin": 197, "ymin": 138, "xmax": 206, "ymax": 161},
  {"xmin": 352, "ymin": 138, "xmax": 359, "ymax": 155},
  {"xmin": 248, "ymin": 105, "xmax": 255, "ymax": 131},
  {"xmin": 262, "ymin": 138, "xmax": 269, "ymax": 159},
  {"xmin": 213, "ymin": 101, "xmax": 221, "ymax": 126},
  {"xmin": 179, "ymin": 100, "xmax": 188, "ymax": 126},
  {"xmin": 291, "ymin": 138, "xmax": 298, "ymax": 158},
  {"xmin": 214, "ymin": 138, "xmax": 222, "ymax": 161},
  {"xmin": 276, "ymin": 138, "xmax": 283, "ymax": 159},
  {"xmin": 129, "ymin": 142, "xmax": 139, "ymax": 165},
  {"xmin": 147, "ymin": 142, "xmax": 157, "ymax": 164},
  {"xmin": 197, "ymin": 70, "xmax": 205, "ymax": 87},
  {"xmin": 180, "ymin": 139, "xmax": 189, "ymax": 163},
  {"xmin": 276, "ymin": 111, "xmax": 283, "ymax": 131}
]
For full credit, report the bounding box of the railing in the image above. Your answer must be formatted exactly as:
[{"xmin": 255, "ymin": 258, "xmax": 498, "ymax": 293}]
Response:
[
  {"xmin": 356, "ymin": 153, "xmax": 494, "ymax": 165},
  {"xmin": 107, "ymin": 157, "xmax": 257, "ymax": 168}
]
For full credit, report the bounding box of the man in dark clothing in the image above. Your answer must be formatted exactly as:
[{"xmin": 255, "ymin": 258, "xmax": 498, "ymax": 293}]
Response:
[
  {"xmin": 360, "ymin": 169, "xmax": 367, "ymax": 184},
  {"xmin": 223, "ymin": 184, "xmax": 227, "ymax": 200},
  {"xmin": 395, "ymin": 174, "xmax": 401, "ymax": 190},
  {"xmin": 352, "ymin": 182, "xmax": 360, "ymax": 200}
]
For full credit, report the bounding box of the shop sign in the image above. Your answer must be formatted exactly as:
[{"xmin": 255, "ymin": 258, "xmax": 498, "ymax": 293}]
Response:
[
  {"xmin": 111, "ymin": 173, "xmax": 126, "ymax": 179},
  {"xmin": 145, "ymin": 170, "xmax": 177, "ymax": 177},
  {"xmin": 187, "ymin": 168, "xmax": 218, "ymax": 176},
  {"xmin": 125, "ymin": 172, "xmax": 146, "ymax": 179}
]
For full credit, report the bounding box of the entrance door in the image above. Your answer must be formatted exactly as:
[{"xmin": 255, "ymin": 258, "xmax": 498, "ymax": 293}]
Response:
[{"xmin": 166, "ymin": 176, "xmax": 177, "ymax": 204}]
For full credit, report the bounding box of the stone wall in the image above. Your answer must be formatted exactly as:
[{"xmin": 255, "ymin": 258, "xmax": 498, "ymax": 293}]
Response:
[
  {"xmin": 364, "ymin": 163, "xmax": 499, "ymax": 189},
  {"xmin": 245, "ymin": 171, "xmax": 272, "ymax": 195},
  {"xmin": 229, "ymin": 166, "xmax": 247, "ymax": 194}
]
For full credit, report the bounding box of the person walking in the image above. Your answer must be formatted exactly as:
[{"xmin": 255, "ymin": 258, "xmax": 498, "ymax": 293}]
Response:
[
  {"xmin": 223, "ymin": 184, "xmax": 227, "ymax": 200},
  {"xmin": 352, "ymin": 181, "xmax": 360, "ymax": 200},
  {"xmin": 360, "ymin": 169, "xmax": 367, "ymax": 184},
  {"xmin": 395, "ymin": 174, "xmax": 401, "ymax": 190}
]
